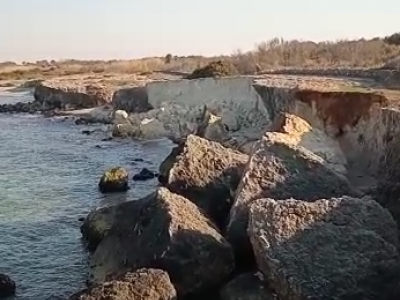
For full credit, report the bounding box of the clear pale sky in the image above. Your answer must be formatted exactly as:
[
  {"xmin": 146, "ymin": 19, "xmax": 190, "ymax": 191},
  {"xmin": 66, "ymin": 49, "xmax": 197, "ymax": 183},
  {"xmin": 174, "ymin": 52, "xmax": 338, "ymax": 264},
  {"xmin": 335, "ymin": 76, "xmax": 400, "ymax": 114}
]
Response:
[{"xmin": 0, "ymin": 0, "xmax": 398, "ymax": 62}]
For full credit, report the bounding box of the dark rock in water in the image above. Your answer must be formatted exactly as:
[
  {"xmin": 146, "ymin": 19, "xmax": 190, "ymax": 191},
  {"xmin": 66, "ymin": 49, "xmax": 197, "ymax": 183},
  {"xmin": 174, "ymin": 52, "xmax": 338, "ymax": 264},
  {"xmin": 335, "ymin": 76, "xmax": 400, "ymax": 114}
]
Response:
[
  {"xmin": 81, "ymin": 205, "xmax": 117, "ymax": 252},
  {"xmin": 159, "ymin": 134, "xmax": 248, "ymax": 229},
  {"xmin": 68, "ymin": 268, "xmax": 177, "ymax": 300},
  {"xmin": 101, "ymin": 137, "xmax": 113, "ymax": 141},
  {"xmin": 0, "ymin": 273, "xmax": 16, "ymax": 298},
  {"xmin": 132, "ymin": 168, "xmax": 158, "ymax": 181},
  {"xmin": 98, "ymin": 167, "xmax": 129, "ymax": 193},
  {"xmin": 81, "ymin": 130, "xmax": 93, "ymax": 135},
  {"xmin": 94, "ymin": 145, "xmax": 102, "ymax": 149},
  {"xmin": 89, "ymin": 187, "xmax": 235, "ymax": 298},
  {"xmin": 133, "ymin": 158, "xmax": 144, "ymax": 162},
  {"xmin": 78, "ymin": 217, "xmax": 85, "ymax": 222},
  {"xmin": 0, "ymin": 100, "xmax": 43, "ymax": 114},
  {"xmin": 220, "ymin": 272, "xmax": 275, "ymax": 300},
  {"xmin": 74, "ymin": 118, "xmax": 89, "ymax": 125}
]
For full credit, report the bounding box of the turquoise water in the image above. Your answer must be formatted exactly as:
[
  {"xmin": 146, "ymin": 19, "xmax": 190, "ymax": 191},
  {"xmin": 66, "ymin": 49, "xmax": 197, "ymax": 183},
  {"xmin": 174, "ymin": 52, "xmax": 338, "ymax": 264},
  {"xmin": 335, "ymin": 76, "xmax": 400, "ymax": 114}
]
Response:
[{"xmin": 0, "ymin": 92, "xmax": 172, "ymax": 300}]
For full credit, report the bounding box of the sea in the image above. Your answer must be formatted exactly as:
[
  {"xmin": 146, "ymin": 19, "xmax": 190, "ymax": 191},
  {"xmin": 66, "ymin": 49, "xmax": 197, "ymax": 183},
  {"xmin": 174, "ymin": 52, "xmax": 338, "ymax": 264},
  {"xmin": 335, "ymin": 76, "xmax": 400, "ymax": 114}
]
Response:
[{"xmin": 0, "ymin": 90, "xmax": 172, "ymax": 300}]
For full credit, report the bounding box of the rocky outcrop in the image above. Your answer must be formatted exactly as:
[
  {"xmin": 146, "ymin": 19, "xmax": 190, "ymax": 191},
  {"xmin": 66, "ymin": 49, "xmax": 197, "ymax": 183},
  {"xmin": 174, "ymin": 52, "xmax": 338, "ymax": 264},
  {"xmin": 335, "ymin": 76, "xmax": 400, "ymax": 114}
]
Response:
[
  {"xmin": 89, "ymin": 187, "xmax": 235, "ymax": 298},
  {"xmin": 248, "ymin": 197, "xmax": 400, "ymax": 300},
  {"xmin": 0, "ymin": 274, "xmax": 16, "ymax": 298},
  {"xmin": 220, "ymin": 272, "xmax": 275, "ymax": 300},
  {"xmin": 159, "ymin": 135, "xmax": 249, "ymax": 228},
  {"xmin": 33, "ymin": 82, "xmax": 114, "ymax": 110},
  {"xmin": 226, "ymin": 132, "xmax": 361, "ymax": 265},
  {"xmin": 268, "ymin": 112, "xmax": 348, "ymax": 175},
  {"xmin": 377, "ymin": 134, "xmax": 400, "ymax": 230},
  {"xmin": 69, "ymin": 268, "xmax": 177, "ymax": 300},
  {"xmin": 98, "ymin": 167, "xmax": 129, "ymax": 193},
  {"xmin": 0, "ymin": 100, "xmax": 44, "ymax": 114},
  {"xmin": 80, "ymin": 205, "xmax": 117, "ymax": 252},
  {"xmin": 112, "ymin": 86, "xmax": 153, "ymax": 113}
]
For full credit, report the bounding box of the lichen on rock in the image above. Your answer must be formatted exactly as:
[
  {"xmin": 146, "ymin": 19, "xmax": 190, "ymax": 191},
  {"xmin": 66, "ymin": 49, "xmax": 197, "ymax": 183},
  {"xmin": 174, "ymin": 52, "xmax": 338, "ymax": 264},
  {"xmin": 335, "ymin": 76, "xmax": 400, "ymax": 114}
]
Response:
[{"xmin": 98, "ymin": 167, "xmax": 129, "ymax": 193}]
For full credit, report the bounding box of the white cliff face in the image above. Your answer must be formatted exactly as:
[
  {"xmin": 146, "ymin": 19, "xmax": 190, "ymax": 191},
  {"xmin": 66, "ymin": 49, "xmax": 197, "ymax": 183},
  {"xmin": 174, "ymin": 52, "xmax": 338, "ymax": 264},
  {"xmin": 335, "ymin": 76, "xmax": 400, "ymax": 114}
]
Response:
[{"xmin": 111, "ymin": 78, "xmax": 271, "ymax": 143}]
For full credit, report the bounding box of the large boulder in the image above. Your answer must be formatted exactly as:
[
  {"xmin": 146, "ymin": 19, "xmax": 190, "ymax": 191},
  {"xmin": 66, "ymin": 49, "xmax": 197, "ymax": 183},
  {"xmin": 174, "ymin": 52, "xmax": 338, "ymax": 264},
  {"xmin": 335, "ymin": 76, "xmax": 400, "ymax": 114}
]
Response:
[
  {"xmin": 220, "ymin": 272, "xmax": 275, "ymax": 300},
  {"xmin": 80, "ymin": 205, "xmax": 118, "ymax": 252},
  {"xmin": 89, "ymin": 187, "xmax": 235, "ymax": 298},
  {"xmin": 0, "ymin": 274, "xmax": 16, "ymax": 298},
  {"xmin": 69, "ymin": 268, "xmax": 176, "ymax": 300},
  {"xmin": 248, "ymin": 197, "xmax": 400, "ymax": 300},
  {"xmin": 33, "ymin": 82, "xmax": 114, "ymax": 110},
  {"xmin": 98, "ymin": 167, "xmax": 129, "ymax": 193},
  {"xmin": 112, "ymin": 86, "xmax": 153, "ymax": 113},
  {"xmin": 159, "ymin": 134, "xmax": 249, "ymax": 228},
  {"xmin": 226, "ymin": 132, "xmax": 362, "ymax": 265}
]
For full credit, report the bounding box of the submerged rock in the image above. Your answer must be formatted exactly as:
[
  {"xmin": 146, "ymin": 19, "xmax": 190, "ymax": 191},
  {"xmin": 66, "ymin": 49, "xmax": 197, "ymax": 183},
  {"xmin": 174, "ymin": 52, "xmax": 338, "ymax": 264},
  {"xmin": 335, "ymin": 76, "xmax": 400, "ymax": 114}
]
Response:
[
  {"xmin": 0, "ymin": 274, "xmax": 16, "ymax": 298},
  {"xmin": 248, "ymin": 197, "xmax": 400, "ymax": 300},
  {"xmin": 132, "ymin": 168, "xmax": 158, "ymax": 181},
  {"xmin": 226, "ymin": 132, "xmax": 362, "ymax": 265},
  {"xmin": 69, "ymin": 268, "xmax": 177, "ymax": 300},
  {"xmin": 89, "ymin": 187, "xmax": 235, "ymax": 297},
  {"xmin": 98, "ymin": 167, "xmax": 129, "ymax": 193},
  {"xmin": 159, "ymin": 134, "xmax": 248, "ymax": 228}
]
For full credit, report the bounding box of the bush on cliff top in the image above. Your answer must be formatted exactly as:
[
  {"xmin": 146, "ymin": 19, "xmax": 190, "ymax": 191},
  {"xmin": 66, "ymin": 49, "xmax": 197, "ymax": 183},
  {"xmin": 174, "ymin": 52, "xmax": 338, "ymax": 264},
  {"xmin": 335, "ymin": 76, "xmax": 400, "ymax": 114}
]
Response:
[{"xmin": 186, "ymin": 60, "xmax": 239, "ymax": 79}]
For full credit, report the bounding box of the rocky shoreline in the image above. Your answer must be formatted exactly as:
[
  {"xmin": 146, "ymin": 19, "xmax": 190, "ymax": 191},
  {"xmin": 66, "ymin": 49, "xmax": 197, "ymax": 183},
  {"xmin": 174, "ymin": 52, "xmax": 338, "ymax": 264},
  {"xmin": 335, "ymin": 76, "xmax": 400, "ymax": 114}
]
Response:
[{"xmin": 3, "ymin": 75, "xmax": 400, "ymax": 299}]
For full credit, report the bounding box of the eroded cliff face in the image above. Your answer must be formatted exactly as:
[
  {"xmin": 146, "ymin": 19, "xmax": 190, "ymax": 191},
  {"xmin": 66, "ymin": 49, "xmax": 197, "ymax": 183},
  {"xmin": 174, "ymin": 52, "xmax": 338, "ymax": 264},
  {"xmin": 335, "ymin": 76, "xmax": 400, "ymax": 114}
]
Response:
[{"xmin": 34, "ymin": 83, "xmax": 115, "ymax": 110}]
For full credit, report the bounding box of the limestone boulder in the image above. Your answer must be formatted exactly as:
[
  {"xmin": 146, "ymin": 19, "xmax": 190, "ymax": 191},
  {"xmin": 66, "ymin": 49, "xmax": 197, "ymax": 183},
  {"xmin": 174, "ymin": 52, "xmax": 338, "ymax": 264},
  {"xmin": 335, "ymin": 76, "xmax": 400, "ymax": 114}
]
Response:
[
  {"xmin": 268, "ymin": 112, "xmax": 348, "ymax": 176},
  {"xmin": 226, "ymin": 132, "xmax": 361, "ymax": 264},
  {"xmin": 220, "ymin": 272, "xmax": 276, "ymax": 300},
  {"xmin": 0, "ymin": 274, "xmax": 16, "ymax": 298},
  {"xmin": 248, "ymin": 197, "xmax": 400, "ymax": 300},
  {"xmin": 159, "ymin": 134, "xmax": 249, "ymax": 228},
  {"xmin": 80, "ymin": 205, "xmax": 118, "ymax": 252},
  {"xmin": 89, "ymin": 187, "xmax": 235, "ymax": 298},
  {"xmin": 98, "ymin": 167, "xmax": 129, "ymax": 193},
  {"xmin": 69, "ymin": 268, "xmax": 176, "ymax": 300}
]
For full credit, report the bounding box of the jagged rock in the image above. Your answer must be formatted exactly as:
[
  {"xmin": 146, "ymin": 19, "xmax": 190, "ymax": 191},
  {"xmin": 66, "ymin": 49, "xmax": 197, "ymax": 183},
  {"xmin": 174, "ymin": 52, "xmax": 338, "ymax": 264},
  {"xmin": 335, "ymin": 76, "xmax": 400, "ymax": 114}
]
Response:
[
  {"xmin": 159, "ymin": 134, "xmax": 248, "ymax": 228},
  {"xmin": 98, "ymin": 167, "xmax": 129, "ymax": 193},
  {"xmin": 268, "ymin": 112, "xmax": 348, "ymax": 176},
  {"xmin": 112, "ymin": 86, "xmax": 153, "ymax": 113},
  {"xmin": 220, "ymin": 272, "xmax": 276, "ymax": 300},
  {"xmin": 0, "ymin": 274, "xmax": 16, "ymax": 298},
  {"xmin": 132, "ymin": 168, "xmax": 158, "ymax": 181},
  {"xmin": 80, "ymin": 205, "xmax": 118, "ymax": 252},
  {"xmin": 196, "ymin": 105, "xmax": 231, "ymax": 143},
  {"xmin": 89, "ymin": 187, "xmax": 235, "ymax": 298},
  {"xmin": 248, "ymin": 197, "xmax": 400, "ymax": 300},
  {"xmin": 226, "ymin": 132, "xmax": 362, "ymax": 265},
  {"xmin": 69, "ymin": 268, "xmax": 176, "ymax": 300}
]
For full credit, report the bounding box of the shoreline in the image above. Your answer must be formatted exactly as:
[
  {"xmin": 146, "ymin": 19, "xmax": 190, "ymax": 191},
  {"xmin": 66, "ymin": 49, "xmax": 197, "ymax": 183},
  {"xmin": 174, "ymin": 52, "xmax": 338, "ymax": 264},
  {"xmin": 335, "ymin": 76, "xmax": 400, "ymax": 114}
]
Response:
[{"xmin": 2, "ymin": 73, "xmax": 400, "ymax": 299}]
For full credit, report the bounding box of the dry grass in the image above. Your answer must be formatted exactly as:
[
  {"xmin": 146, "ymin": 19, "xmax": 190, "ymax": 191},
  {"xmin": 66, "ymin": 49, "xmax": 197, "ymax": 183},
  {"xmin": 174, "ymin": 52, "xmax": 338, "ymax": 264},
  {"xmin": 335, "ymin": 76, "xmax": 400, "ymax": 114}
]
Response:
[{"xmin": 1, "ymin": 36, "xmax": 400, "ymax": 81}]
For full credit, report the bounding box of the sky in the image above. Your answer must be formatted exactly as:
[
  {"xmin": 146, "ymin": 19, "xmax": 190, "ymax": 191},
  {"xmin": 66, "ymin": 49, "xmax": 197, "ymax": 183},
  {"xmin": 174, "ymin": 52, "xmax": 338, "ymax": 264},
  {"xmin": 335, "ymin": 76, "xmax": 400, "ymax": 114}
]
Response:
[{"xmin": 0, "ymin": 0, "xmax": 398, "ymax": 62}]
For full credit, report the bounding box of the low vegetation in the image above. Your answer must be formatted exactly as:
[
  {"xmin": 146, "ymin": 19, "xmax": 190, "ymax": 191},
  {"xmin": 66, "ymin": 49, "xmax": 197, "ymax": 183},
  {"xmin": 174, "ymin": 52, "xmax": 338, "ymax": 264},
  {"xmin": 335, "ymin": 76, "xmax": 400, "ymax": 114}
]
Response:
[
  {"xmin": 186, "ymin": 60, "xmax": 239, "ymax": 79},
  {"xmin": 1, "ymin": 35, "xmax": 400, "ymax": 81}
]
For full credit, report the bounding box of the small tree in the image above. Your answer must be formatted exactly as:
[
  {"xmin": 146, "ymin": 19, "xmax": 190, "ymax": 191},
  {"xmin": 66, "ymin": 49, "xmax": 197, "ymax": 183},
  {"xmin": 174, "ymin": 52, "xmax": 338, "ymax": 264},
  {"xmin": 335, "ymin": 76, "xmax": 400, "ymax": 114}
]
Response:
[{"xmin": 165, "ymin": 53, "xmax": 172, "ymax": 64}]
